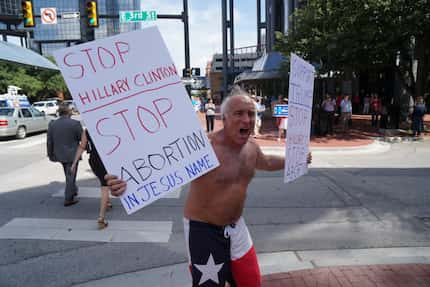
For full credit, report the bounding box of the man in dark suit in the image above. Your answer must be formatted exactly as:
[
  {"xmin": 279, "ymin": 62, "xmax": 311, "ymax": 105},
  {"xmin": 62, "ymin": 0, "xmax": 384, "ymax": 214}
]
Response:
[{"xmin": 47, "ymin": 103, "xmax": 83, "ymax": 206}]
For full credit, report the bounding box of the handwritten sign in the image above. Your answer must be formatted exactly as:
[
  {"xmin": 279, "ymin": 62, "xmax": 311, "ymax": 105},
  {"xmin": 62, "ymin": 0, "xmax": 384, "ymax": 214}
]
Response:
[
  {"xmin": 284, "ymin": 53, "xmax": 315, "ymax": 183},
  {"xmin": 53, "ymin": 27, "xmax": 219, "ymax": 214}
]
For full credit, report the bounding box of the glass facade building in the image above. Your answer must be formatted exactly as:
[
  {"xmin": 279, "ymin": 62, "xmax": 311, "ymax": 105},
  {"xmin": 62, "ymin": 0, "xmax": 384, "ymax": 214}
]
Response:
[
  {"xmin": 1, "ymin": 0, "xmax": 142, "ymax": 56},
  {"xmin": 0, "ymin": 0, "xmax": 21, "ymax": 18}
]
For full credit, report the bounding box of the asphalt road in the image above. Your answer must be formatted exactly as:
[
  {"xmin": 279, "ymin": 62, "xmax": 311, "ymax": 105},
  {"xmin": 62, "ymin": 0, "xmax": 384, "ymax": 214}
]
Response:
[{"xmin": 0, "ymin": 137, "xmax": 429, "ymax": 287}]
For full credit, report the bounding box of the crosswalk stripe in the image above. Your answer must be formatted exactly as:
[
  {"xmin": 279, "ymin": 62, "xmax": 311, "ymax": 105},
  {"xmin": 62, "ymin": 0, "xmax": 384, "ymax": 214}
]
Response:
[
  {"xmin": 0, "ymin": 218, "xmax": 173, "ymax": 243},
  {"xmin": 52, "ymin": 186, "xmax": 182, "ymax": 199}
]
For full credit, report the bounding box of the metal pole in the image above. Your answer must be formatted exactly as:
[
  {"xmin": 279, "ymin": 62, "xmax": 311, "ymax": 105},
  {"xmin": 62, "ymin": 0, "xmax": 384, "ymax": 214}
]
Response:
[
  {"xmin": 229, "ymin": 0, "xmax": 234, "ymax": 74},
  {"xmin": 222, "ymin": 0, "xmax": 228, "ymax": 100},
  {"xmin": 183, "ymin": 0, "xmax": 190, "ymax": 70},
  {"xmin": 257, "ymin": 0, "xmax": 261, "ymax": 54},
  {"xmin": 265, "ymin": 0, "xmax": 272, "ymax": 52}
]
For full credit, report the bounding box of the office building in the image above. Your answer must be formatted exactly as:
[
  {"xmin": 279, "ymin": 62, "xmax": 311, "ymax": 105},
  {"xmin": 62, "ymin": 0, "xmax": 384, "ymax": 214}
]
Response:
[{"xmin": 1, "ymin": 0, "xmax": 142, "ymax": 56}]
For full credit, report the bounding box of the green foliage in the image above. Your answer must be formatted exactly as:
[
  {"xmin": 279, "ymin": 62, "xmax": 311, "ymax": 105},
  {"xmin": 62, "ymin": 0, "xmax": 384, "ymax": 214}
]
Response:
[
  {"xmin": 275, "ymin": 0, "xmax": 430, "ymax": 87},
  {"xmin": 0, "ymin": 60, "xmax": 68, "ymax": 102}
]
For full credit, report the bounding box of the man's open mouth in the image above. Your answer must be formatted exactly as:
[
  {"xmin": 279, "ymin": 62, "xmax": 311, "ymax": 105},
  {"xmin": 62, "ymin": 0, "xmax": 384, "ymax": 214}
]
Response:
[{"xmin": 239, "ymin": 128, "xmax": 250, "ymax": 135}]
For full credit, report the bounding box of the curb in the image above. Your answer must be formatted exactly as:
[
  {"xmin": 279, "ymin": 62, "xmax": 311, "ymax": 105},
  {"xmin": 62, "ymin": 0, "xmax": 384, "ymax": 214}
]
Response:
[
  {"xmin": 72, "ymin": 247, "xmax": 430, "ymax": 287},
  {"xmin": 261, "ymin": 140, "xmax": 391, "ymax": 156}
]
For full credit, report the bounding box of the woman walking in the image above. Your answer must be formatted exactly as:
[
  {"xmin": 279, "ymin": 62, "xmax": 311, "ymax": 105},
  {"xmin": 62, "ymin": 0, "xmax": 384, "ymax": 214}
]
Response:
[{"xmin": 71, "ymin": 129, "xmax": 111, "ymax": 229}]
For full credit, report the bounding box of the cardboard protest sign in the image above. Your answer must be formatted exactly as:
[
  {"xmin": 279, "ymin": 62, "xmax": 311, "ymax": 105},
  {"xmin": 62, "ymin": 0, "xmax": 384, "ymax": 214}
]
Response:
[
  {"xmin": 284, "ymin": 53, "xmax": 315, "ymax": 183},
  {"xmin": 53, "ymin": 26, "xmax": 219, "ymax": 214}
]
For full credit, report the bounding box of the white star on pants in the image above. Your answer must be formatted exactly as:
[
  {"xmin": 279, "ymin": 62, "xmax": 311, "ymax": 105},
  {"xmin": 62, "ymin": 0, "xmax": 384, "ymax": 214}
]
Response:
[{"xmin": 194, "ymin": 253, "xmax": 224, "ymax": 285}]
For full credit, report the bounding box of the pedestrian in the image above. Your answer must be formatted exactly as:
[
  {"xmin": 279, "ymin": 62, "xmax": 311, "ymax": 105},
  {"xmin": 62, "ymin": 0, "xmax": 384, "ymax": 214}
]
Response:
[
  {"xmin": 352, "ymin": 93, "xmax": 360, "ymax": 114},
  {"xmin": 362, "ymin": 94, "xmax": 370, "ymax": 114},
  {"xmin": 204, "ymin": 98, "xmax": 216, "ymax": 132},
  {"xmin": 254, "ymin": 97, "xmax": 266, "ymax": 137},
  {"xmin": 340, "ymin": 95, "xmax": 352, "ymax": 132},
  {"xmin": 321, "ymin": 94, "xmax": 336, "ymax": 135},
  {"xmin": 105, "ymin": 87, "xmax": 312, "ymax": 287},
  {"xmin": 47, "ymin": 103, "xmax": 82, "ymax": 206},
  {"xmin": 71, "ymin": 129, "xmax": 112, "ymax": 229},
  {"xmin": 411, "ymin": 96, "xmax": 427, "ymax": 137},
  {"xmin": 371, "ymin": 93, "xmax": 381, "ymax": 127},
  {"xmin": 277, "ymin": 98, "xmax": 289, "ymax": 141},
  {"xmin": 379, "ymin": 100, "xmax": 388, "ymax": 129}
]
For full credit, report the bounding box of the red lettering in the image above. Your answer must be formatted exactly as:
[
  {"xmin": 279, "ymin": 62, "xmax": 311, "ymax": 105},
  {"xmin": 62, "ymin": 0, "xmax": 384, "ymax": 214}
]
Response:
[
  {"xmin": 96, "ymin": 117, "xmax": 121, "ymax": 156},
  {"xmin": 137, "ymin": 106, "xmax": 160, "ymax": 133},
  {"xmin": 98, "ymin": 46, "xmax": 116, "ymax": 69},
  {"xmin": 134, "ymin": 73, "xmax": 145, "ymax": 86},
  {"xmin": 153, "ymin": 98, "xmax": 173, "ymax": 128},
  {"xmin": 63, "ymin": 52, "xmax": 84, "ymax": 79},
  {"xmin": 113, "ymin": 109, "xmax": 136, "ymax": 141},
  {"xmin": 81, "ymin": 48, "xmax": 97, "ymax": 73},
  {"xmin": 115, "ymin": 41, "xmax": 130, "ymax": 63}
]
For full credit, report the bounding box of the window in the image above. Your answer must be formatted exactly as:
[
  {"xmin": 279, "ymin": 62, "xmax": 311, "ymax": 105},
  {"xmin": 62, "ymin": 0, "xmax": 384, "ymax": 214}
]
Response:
[
  {"xmin": 21, "ymin": 109, "xmax": 32, "ymax": 118},
  {"xmin": 0, "ymin": 108, "xmax": 14, "ymax": 116},
  {"xmin": 31, "ymin": 108, "xmax": 43, "ymax": 117}
]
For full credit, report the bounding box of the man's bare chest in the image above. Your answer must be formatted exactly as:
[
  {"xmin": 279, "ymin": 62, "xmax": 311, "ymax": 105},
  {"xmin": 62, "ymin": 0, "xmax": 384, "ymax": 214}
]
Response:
[{"xmin": 212, "ymin": 148, "xmax": 256, "ymax": 184}]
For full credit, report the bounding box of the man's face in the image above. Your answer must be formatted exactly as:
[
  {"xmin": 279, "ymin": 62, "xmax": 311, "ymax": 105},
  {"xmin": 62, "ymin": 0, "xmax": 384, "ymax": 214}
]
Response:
[{"xmin": 223, "ymin": 96, "xmax": 256, "ymax": 146}]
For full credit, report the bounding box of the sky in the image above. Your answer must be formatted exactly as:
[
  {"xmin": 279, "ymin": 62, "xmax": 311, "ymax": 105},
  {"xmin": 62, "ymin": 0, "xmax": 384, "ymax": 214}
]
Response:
[
  {"xmin": 3, "ymin": 0, "xmax": 260, "ymax": 75},
  {"xmin": 139, "ymin": 0, "xmax": 259, "ymax": 74}
]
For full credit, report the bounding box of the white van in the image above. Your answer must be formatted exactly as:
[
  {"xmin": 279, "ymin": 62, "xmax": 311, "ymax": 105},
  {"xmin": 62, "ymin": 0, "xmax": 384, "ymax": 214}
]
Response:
[{"xmin": 32, "ymin": 100, "xmax": 59, "ymax": 116}]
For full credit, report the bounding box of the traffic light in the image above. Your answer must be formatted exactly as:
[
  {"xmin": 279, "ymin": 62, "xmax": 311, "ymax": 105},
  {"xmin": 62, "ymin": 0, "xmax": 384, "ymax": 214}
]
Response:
[
  {"xmin": 86, "ymin": 1, "xmax": 99, "ymax": 27},
  {"xmin": 22, "ymin": 1, "xmax": 35, "ymax": 28}
]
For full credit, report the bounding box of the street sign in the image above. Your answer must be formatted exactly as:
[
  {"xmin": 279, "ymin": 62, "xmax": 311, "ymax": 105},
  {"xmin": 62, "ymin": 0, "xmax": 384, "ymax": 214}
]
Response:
[
  {"xmin": 119, "ymin": 10, "xmax": 157, "ymax": 23},
  {"xmin": 62, "ymin": 12, "xmax": 80, "ymax": 19},
  {"xmin": 273, "ymin": 104, "xmax": 289, "ymax": 117},
  {"xmin": 41, "ymin": 8, "xmax": 57, "ymax": 24}
]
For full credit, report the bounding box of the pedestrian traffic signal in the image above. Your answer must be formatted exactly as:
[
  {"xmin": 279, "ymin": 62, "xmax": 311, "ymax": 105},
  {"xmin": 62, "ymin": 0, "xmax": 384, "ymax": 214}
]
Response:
[
  {"xmin": 191, "ymin": 67, "xmax": 201, "ymax": 76},
  {"xmin": 86, "ymin": 1, "xmax": 98, "ymax": 27},
  {"xmin": 22, "ymin": 0, "xmax": 35, "ymax": 28},
  {"xmin": 183, "ymin": 68, "xmax": 192, "ymax": 78}
]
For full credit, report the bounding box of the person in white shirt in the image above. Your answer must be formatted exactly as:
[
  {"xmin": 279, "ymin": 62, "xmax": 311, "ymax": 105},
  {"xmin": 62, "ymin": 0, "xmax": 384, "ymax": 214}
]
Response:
[
  {"xmin": 340, "ymin": 95, "xmax": 352, "ymax": 132},
  {"xmin": 321, "ymin": 94, "xmax": 336, "ymax": 135},
  {"xmin": 204, "ymin": 98, "xmax": 216, "ymax": 132}
]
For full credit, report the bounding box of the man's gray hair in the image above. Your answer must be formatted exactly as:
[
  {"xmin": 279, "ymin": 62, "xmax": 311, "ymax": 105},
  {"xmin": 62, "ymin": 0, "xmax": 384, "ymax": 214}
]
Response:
[{"xmin": 220, "ymin": 86, "xmax": 251, "ymax": 118}]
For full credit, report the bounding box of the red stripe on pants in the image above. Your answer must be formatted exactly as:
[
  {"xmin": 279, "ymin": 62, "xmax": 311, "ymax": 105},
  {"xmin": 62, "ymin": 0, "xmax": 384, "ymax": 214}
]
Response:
[{"xmin": 231, "ymin": 246, "xmax": 261, "ymax": 287}]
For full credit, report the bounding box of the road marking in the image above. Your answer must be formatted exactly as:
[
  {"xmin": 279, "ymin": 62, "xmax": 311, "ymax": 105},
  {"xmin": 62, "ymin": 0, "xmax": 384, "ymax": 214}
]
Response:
[
  {"xmin": 9, "ymin": 137, "xmax": 45, "ymax": 149},
  {"xmin": 0, "ymin": 218, "xmax": 172, "ymax": 243},
  {"xmin": 52, "ymin": 186, "xmax": 182, "ymax": 199}
]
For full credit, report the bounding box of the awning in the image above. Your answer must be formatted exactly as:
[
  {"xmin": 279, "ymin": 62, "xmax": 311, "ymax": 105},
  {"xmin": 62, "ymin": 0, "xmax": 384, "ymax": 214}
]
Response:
[
  {"xmin": 0, "ymin": 40, "xmax": 59, "ymax": 70},
  {"xmin": 234, "ymin": 51, "xmax": 286, "ymax": 83}
]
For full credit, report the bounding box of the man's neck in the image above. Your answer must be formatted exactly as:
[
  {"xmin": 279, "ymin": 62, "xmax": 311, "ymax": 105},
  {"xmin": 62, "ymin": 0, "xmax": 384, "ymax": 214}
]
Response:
[{"xmin": 218, "ymin": 129, "xmax": 246, "ymax": 151}]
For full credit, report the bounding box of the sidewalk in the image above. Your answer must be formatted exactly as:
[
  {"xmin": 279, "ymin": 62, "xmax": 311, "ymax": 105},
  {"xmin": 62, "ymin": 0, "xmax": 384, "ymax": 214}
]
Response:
[
  {"xmin": 74, "ymin": 111, "xmax": 430, "ymax": 287},
  {"xmin": 262, "ymin": 263, "xmax": 430, "ymax": 287},
  {"xmin": 75, "ymin": 247, "xmax": 430, "ymax": 287},
  {"xmin": 198, "ymin": 111, "xmax": 430, "ymax": 150}
]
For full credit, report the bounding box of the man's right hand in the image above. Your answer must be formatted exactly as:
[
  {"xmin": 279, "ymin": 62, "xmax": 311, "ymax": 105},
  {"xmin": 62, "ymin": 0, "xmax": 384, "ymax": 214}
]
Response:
[{"xmin": 104, "ymin": 174, "xmax": 127, "ymax": 197}]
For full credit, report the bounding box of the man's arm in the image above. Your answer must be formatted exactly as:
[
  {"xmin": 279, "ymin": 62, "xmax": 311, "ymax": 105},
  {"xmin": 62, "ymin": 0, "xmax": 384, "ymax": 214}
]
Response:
[
  {"xmin": 255, "ymin": 144, "xmax": 312, "ymax": 171},
  {"xmin": 47, "ymin": 121, "xmax": 55, "ymax": 161},
  {"xmin": 255, "ymin": 144, "xmax": 285, "ymax": 171}
]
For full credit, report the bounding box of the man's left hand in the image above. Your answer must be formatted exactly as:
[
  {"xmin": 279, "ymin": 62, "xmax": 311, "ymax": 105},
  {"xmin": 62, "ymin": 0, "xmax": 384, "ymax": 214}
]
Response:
[{"xmin": 307, "ymin": 152, "xmax": 312, "ymax": 164}]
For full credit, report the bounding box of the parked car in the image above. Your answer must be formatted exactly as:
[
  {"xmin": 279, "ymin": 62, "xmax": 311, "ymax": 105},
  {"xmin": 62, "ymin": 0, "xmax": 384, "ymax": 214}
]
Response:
[
  {"xmin": 32, "ymin": 100, "xmax": 59, "ymax": 116},
  {"xmin": 0, "ymin": 107, "xmax": 55, "ymax": 139}
]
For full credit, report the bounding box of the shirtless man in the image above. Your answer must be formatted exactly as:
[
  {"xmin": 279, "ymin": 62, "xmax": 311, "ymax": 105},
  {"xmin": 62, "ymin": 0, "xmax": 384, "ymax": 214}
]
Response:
[{"xmin": 106, "ymin": 88, "xmax": 311, "ymax": 287}]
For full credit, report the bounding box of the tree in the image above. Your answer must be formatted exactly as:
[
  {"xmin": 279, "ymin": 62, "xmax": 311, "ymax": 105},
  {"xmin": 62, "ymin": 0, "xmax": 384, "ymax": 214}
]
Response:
[
  {"xmin": 275, "ymin": 0, "xmax": 430, "ymax": 99},
  {"xmin": 0, "ymin": 59, "xmax": 69, "ymax": 101}
]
